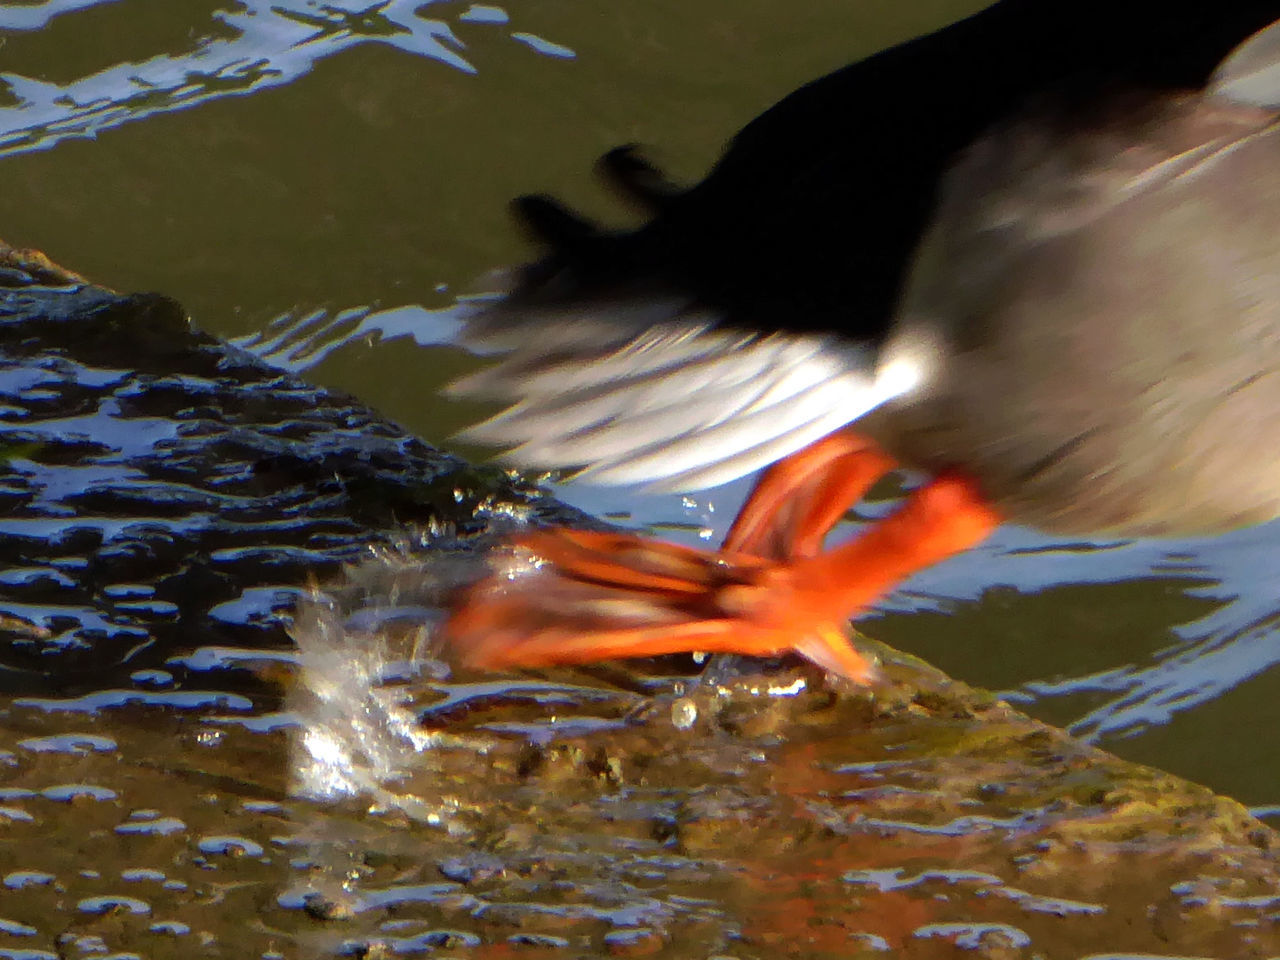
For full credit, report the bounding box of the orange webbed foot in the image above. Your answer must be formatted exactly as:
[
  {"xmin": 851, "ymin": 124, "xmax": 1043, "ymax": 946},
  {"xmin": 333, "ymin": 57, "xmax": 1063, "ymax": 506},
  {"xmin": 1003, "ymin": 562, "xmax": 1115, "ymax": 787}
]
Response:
[
  {"xmin": 442, "ymin": 428, "xmax": 1002, "ymax": 679},
  {"xmin": 441, "ymin": 529, "xmax": 878, "ymax": 681},
  {"xmin": 724, "ymin": 431, "xmax": 898, "ymax": 560}
]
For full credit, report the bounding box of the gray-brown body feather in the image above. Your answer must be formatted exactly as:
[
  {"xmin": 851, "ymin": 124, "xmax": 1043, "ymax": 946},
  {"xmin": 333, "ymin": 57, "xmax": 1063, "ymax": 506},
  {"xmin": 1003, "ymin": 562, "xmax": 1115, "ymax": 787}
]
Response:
[{"xmin": 878, "ymin": 94, "xmax": 1280, "ymax": 534}]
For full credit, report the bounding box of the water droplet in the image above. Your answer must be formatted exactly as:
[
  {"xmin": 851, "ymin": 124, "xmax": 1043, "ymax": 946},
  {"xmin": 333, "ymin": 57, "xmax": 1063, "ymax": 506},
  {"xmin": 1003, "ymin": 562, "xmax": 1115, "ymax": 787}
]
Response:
[{"xmin": 670, "ymin": 698, "xmax": 697, "ymax": 730}]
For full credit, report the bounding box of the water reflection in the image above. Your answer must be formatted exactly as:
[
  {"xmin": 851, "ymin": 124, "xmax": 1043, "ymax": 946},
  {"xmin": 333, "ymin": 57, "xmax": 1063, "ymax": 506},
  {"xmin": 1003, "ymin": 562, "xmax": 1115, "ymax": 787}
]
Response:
[
  {"xmin": 887, "ymin": 522, "xmax": 1280, "ymax": 746},
  {"xmin": 0, "ymin": 0, "xmax": 572, "ymax": 156},
  {"xmin": 0, "ymin": 0, "xmax": 118, "ymax": 33}
]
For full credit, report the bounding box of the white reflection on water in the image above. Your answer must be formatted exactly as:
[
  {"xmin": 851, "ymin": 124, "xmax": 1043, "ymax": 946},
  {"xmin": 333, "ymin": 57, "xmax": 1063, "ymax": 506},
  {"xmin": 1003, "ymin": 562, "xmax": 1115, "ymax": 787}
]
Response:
[
  {"xmin": 0, "ymin": 0, "xmax": 573, "ymax": 156},
  {"xmin": 0, "ymin": 0, "xmax": 121, "ymax": 32},
  {"xmin": 232, "ymin": 299, "xmax": 476, "ymax": 371},
  {"xmin": 888, "ymin": 523, "xmax": 1280, "ymax": 743}
]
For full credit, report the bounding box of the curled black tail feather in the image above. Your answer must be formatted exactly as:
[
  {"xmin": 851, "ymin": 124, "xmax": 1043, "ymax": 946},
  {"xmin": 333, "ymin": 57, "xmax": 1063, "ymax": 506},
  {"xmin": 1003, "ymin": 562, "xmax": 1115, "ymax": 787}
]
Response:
[
  {"xmin": 598, "ymin": 145, "xmax": 681, "ymax": 213},
  {"xmin": 502, "ymin": 145, "xmax": 689, "ymax": 309}
]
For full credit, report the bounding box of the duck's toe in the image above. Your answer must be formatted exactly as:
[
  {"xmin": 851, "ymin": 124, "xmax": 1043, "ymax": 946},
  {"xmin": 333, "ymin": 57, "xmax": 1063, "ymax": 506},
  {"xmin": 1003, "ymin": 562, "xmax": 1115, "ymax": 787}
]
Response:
[{"xmin": 441, "ymin": 528, "xmax": 877, "ymax": 681}]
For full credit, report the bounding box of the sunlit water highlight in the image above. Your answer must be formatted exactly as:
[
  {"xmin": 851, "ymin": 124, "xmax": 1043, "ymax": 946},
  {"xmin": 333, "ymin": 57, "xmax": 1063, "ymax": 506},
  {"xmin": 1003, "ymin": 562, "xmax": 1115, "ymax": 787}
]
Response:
[{"xmin": 0, "ymin": 0, "xmax": 572, "ymax": 157}]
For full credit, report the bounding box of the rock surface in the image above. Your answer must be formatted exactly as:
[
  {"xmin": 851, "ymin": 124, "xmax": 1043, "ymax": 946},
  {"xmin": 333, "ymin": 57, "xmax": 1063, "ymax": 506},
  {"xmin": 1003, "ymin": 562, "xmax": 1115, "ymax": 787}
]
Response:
[{"xmin": 0, "ymin": 245, "xmax": 1275, "ymax": 958}]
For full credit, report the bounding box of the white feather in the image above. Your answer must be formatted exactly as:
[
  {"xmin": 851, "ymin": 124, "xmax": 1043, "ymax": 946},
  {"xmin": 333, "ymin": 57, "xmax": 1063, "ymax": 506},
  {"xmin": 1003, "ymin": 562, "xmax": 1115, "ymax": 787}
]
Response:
[
  {"xmin": 1211, "ymin": 19, "xmax": 1280, "ymax": 108},
  {"xmin": 451, "ymin": 305, "xmax": 925, "ymax": 492}
]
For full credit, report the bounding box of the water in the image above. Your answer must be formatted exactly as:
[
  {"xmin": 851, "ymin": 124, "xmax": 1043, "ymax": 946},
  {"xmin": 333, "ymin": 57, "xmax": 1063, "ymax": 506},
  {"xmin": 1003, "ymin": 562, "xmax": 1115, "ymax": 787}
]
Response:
[
  {"xmin": 13, "ymin": 0, "xmax": 1259, "ymax": 799},
  {"xmin": 1, "ymin": 1, "xmax": 1279, "ymax": 954}
]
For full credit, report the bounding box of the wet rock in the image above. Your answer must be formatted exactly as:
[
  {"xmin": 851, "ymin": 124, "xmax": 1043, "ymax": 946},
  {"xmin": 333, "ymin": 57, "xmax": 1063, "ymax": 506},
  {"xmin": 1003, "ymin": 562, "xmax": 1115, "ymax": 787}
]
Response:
[
  {"xmin": 0, "ymin": 241, "xmax": 588, "ymax": 692},
  {"xmin": 438, "ymin": 852, "xmax": 504, "ymax": 884},
  {"xmin": 603, "ymin": 926, "xmax": 666, "ymax": 956},
  {"xmin": 279, "ymin": 557, "xmax": 1280, "ymax": 958},
  {"xmin": 301, "ymin": 891, "xmax": 357, "ymax": 922}
]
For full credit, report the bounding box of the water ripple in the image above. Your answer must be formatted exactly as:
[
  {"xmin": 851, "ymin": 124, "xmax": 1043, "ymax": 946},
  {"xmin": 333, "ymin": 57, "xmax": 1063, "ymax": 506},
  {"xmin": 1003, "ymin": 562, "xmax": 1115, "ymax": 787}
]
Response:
[{"xmin": 0, "ymin": 0, "xmax": 574, "ymax": 157}]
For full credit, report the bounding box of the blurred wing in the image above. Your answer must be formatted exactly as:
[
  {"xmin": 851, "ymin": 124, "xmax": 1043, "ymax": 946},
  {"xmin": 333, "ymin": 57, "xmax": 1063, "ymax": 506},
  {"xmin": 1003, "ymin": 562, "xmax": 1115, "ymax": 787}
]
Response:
[
  {"xmin": 449, "ymin": 301, "xmax": 913, "ymax": 492},
  {"xmin": 1211, "ymin": 17, "xmax": 1280, "ymax": 108}
]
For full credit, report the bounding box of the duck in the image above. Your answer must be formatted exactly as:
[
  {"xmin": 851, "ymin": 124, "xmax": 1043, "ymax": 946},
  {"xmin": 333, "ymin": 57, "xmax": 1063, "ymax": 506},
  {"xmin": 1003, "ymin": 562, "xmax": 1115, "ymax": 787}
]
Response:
[{"xmin": 440, "ymin": 0, "xmax": 1280, "ymax": 680}]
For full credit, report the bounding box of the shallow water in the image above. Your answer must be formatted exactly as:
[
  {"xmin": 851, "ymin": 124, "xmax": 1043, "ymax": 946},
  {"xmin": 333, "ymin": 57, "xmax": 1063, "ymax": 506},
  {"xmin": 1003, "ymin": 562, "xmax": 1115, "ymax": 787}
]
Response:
[{"xmin": 0, "ymin": 1, "xmax": 1279, "ymax": 952}]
